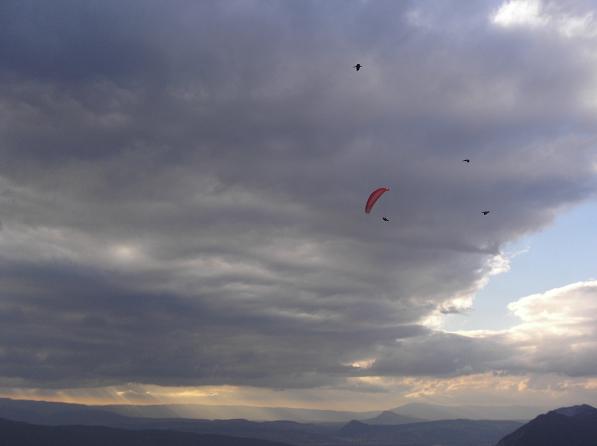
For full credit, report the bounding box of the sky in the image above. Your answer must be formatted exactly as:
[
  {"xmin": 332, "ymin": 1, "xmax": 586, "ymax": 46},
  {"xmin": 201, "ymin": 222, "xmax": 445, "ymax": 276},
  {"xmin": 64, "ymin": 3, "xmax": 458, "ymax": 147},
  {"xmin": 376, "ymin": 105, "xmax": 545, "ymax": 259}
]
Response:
[
  {"xmin": 444, "ymin": 200, "xmax": 597, "ymax": 331},
  {"xmin": 1, "ymin": 0, "xmax": 597, "ymax": 412}
]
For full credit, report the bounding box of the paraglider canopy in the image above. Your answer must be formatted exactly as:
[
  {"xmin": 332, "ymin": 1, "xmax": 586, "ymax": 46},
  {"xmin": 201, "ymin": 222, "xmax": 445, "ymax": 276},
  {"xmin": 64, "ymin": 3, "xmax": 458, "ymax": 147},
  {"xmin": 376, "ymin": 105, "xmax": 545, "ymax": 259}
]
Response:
[{"xmin": 365, "ymin": 187, "xmax": 390, "ymax": 214}]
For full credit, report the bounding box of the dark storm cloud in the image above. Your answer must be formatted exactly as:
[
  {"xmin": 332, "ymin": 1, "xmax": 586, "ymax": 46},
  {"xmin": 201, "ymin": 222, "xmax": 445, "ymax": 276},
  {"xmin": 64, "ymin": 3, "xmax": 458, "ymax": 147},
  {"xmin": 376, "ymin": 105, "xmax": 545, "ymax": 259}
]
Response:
[
  {"xmin": 371, "ymin": 333, "xmax": 513, "ymax": 376},
  {"xmin": 0, "ymin": 259, "xmax": 428, "ymax": 388},
  {"xmin": 0, "ymin": 0, "xmax": 596, "ymax": 389}
]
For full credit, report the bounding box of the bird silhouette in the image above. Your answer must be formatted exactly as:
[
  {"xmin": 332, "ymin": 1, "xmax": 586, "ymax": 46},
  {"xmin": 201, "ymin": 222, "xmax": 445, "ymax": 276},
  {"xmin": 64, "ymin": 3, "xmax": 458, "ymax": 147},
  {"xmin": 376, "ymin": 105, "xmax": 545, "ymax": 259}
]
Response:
[
  {"xmin": 354, "ymin": 64, "xmax": 362, "ymax": 71},
  {"xmin": 481, "ymin": 211, "xmax": 490, "ymax": 215},
  {"xmin": 382, "ymin": 217, "xmax": 390, "ymax": 222},
  {"xmin": 462, "ymin": 159, "xmax": 470, "ymax": 163}
]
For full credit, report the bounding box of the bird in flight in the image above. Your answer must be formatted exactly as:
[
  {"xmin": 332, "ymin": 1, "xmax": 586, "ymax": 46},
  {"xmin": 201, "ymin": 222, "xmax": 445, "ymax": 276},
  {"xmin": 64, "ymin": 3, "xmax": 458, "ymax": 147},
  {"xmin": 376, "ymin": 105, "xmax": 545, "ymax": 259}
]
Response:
[
  {"xmin": 354, "ymin": 64, "xmax": 362, "ymax": 71},
  {"xmin": 481, "ymin": 211, "xmax": 490, "ymax": 215},
  {"xmin": 462, "ymin": 159, "xmax": 470, "ymax": 163},
  {"xmin": 382, "ymin": 217, "xmax": 390, "ymax": 222}
]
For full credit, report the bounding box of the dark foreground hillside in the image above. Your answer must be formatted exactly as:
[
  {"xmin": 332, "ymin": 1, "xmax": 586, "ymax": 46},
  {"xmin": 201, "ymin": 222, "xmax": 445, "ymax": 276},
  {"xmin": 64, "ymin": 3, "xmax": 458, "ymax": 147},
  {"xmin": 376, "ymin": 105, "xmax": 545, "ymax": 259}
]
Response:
[
  {"xmin": 496, "ymin": 404, "xmax": 597, "ymax": 446},
  {"xmin": 0, "ymin": 418, "xmax": 291, "ymax": 446}
]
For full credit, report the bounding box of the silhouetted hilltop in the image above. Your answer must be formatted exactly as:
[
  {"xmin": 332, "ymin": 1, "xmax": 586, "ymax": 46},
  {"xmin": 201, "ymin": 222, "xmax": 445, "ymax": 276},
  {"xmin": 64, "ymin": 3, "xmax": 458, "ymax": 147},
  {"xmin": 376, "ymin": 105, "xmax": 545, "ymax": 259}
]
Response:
[
  {"xmin": 496, "ymin": 404, "xmax": 597, "ymax": 446},
  {"xmin": 0, "ymin": 417, "xmax": 292, "ymax": 446},
  {"xmin": 553, "ymin": 404, "xmax": 597, "ymax": 418}
]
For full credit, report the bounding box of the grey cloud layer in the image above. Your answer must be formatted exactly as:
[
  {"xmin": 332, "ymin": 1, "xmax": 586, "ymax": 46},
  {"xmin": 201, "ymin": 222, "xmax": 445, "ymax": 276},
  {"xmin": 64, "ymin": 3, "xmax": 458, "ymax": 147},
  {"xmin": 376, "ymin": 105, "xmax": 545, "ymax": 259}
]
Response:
[{"xmin": 0, "ymin": 0, "xmax": 596, "ymax": 389}]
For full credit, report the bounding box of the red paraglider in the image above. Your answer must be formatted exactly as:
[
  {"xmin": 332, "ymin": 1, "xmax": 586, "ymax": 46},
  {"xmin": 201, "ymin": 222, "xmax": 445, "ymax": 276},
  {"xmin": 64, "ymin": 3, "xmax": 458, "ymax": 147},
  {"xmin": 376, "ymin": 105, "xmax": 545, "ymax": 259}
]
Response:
[{"xmin": 365, "ymin": 187, "xmax": 390, "ymax": 214}]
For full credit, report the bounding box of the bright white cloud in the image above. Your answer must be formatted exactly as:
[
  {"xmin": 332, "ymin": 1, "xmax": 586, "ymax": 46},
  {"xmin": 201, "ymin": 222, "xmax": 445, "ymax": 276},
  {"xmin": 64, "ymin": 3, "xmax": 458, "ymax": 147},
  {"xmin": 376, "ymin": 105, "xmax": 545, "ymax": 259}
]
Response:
[
  {"xmin": 557, "ymin": 11, "xmax": 597, "ymax": 38},
  {"xmin": 455, "ymin": 280, "xmax": 597, "ymax": 378},
  {"xmin": 507, "ymin": 280, "xmax": 597, "ymax": 339},
  {"xmin": 492, "ymin": 0, "xmax": 597, "ymax": 38},
  {"xmin": 492, "ymin": 0, "xmax": 547, "ymax": 28}
]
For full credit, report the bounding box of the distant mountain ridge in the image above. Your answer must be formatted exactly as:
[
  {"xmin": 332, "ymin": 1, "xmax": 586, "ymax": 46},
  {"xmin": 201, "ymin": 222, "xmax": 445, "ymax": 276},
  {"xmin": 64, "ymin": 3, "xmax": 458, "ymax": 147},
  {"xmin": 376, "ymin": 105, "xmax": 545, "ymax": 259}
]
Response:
[
  {"xmin": 496, "ymin": 404, "xmax": 597, "ymax": 446},
  {"xmin": 0, "ymin": 397, "xmax": 544, "ymax": 424},
  {"xmin": 0, "ymin": 397, "xmax": 378, "ymax": 423},
  {"xmin": 390, "ymin": 402, "xmax": 542, "ymax": 421},
  {"xmin": 0, "ymin": 398, "xmax": 338, "ymax": 445},
  {"xmin": 361, "ymin": 410, "xmax": 422, "ymax": 425},
  {"xmin": 0, "ymin": 397, "xmax": 529, "ymax": 446},
  {"xmin": 0, "ymin": 398, "xmax": 135, "ymax": 426},
  {"xmin": 104, "ymin": 400, "xmax": 543, "ymax": 422},
  {"xmin": 102, "ymin": 402, "xmax": 380, "ymax": 423}
]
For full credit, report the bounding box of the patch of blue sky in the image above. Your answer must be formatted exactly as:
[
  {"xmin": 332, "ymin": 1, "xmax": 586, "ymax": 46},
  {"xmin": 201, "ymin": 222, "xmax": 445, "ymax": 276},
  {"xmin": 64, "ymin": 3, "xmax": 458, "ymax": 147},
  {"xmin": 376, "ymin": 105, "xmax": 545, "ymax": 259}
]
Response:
[{"xmin": 445, "ymin": 199, "xmax": 597, "ymax": 331}]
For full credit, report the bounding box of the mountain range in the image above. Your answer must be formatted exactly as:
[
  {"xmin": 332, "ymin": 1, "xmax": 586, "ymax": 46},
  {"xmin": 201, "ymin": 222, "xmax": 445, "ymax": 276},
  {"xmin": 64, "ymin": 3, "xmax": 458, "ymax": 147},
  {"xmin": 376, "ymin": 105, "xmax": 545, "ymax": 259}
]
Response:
[
  {"xmin": 361, "ymin": 410, "xmax": 422, "ymax": 425},
  {"xmin": 0, "ymin": 397, "xmax": 530, "ymax": 446},
  {"xmin": 388, "ymin": 402, "xmax": 543, "ymax": 421},
  {"xmin": 103, "ymin": 401, "xmax": 543, "ymax": 422},
  {"xmin": 15, "ymin": 397, "xmax": 597, "ymax": 446},
  {"xmin": 1, "ymin": 397, "xmax": 542, "ymax": 423}
]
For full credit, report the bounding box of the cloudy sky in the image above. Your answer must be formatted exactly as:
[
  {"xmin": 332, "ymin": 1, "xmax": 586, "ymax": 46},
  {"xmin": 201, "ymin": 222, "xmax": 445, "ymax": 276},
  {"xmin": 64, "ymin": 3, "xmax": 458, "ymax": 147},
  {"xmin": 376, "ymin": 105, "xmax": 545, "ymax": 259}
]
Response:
[{"xmin": 1, "ymin": 0, "xmax": 597, "ymax": 411}]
